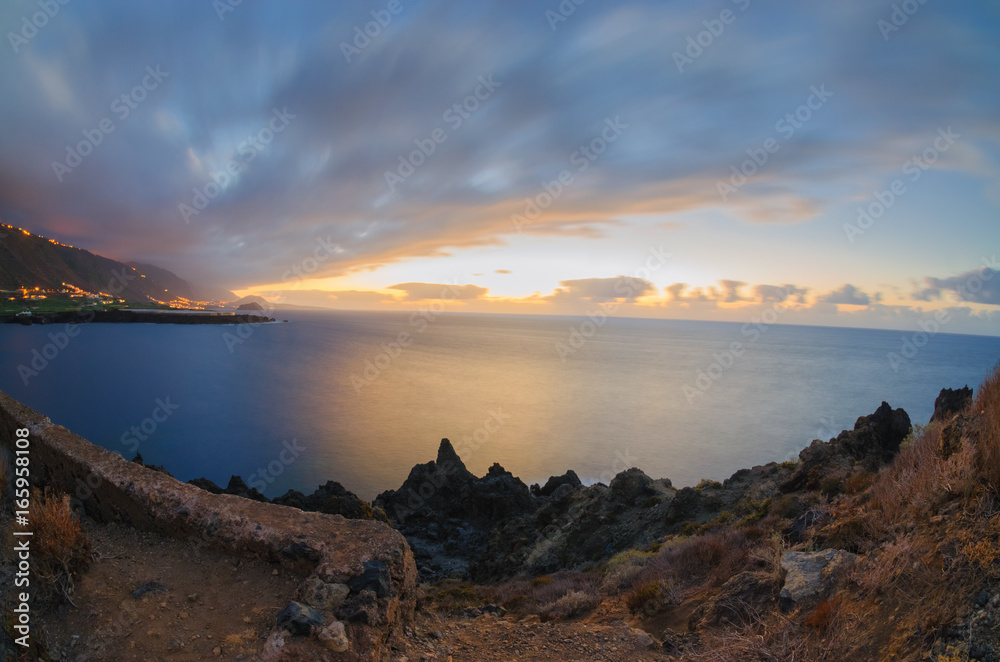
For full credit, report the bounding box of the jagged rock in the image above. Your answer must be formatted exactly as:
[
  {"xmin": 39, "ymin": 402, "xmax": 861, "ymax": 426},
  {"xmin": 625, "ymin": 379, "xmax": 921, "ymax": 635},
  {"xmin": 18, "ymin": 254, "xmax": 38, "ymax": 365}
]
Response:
[
  {"xmin": 273, "ymin": 480, "xmax": 386, "ymax": 522},
  {"xmin": 665, "ymin": 487, "xmax": 701, "ymax": 523},
  {"xmin": 532, "ymin": 470, "xmax": 582, "ymax": 497},
  {"xmin": 187, "ymin": 477, "xmax": 224, "ymax": 494},
  {"xmin": 298, "ymin": 578, "xmax": 350, "ymax": 611},
  {"xmin": 610, "ymin": 468, "xmax": 656, "ymax": 504},
  {"xmin": 276, "ymin": 601, "xmax": 324, "ymax": 635},
  {"xmin": 224, "ymin": 475, "xmax": 269, "ymax": 502},
  {"xmin": 834, "ymin": 401, "xmax": 911, "ymax": 469},
  {"xmin": 779, "ymin": 550, "xmax": 858, "ymax": 608},
  {"xmin": 781, "ymin": 402, "xmax": 911, "ymax": 491},
  {"xmin": 931, "ymin": 386, "xmax": 973, "ymax": 422},
  {"xmin": 131, "ymin": 453, "xmax": 172, "ymax": 476},
  {"xmin": 337, "ymin": 590, "xmax": 381, "ymax": 626}
]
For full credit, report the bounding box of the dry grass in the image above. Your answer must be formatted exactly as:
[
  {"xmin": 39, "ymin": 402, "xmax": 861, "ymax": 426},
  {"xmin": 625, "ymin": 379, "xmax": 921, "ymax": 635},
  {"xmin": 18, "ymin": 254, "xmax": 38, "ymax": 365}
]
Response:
[
  {"xmin": 487, "ymin": 571, "xmax": 600, "ymax": 619},
  {"xmin": 974, "ymin": 366, "xmax": 1000, "ymax": 490},
  {"xmin": 27, "ymin": 488, "xmax": 92, "ymax": 604}
]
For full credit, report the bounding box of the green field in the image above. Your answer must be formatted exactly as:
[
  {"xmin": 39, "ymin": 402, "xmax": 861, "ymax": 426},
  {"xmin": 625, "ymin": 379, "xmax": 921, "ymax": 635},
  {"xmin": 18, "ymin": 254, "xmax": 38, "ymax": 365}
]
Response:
[{"xmin": 0, "ymin": 294, "xmax": 176, "ymax": 316}]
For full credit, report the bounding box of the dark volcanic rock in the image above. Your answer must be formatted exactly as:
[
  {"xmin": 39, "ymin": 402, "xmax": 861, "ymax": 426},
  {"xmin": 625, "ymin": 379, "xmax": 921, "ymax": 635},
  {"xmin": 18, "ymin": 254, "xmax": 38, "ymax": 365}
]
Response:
[
  {"xmin": 666, "ymin": 487, "xmax": 701, "ymax": 524},
  {"xmin": 276, "ymin": 601, "xmax": 324, "ymax": 635},
  {"xmin": 610, "ymin": 468, "xmax": 656, "ymax": 504},
  {"xmin": 374, "ymin": 439, "xmax": 537, "ymax": 581},
  {"xmin": 931, "ymin": 386, "xmax": 973, "ymax": 423},
  {"xmin": 237, "ymin": 301, "xmax": 264, "ymax": 311},
  {"xmin": 273, "ymin": 480, "xmax": 387, "ymax": 522},
  {"xmin": 347, "ymin": 560, "xmax": 393, "ymax": 598},
  {"xmin": 187, "ymin": 477, "xmax": 224, "ymax": 494},
  {"xmin": 531, "ymin": 470, "xmax": 583, "ymax": 497},
  {"xmin": 223, "ymin": 475, "xmax": 269, "ymax": 502},
  {"xmin": 781, "ymin": 402, "xmax": 911, "ymax": 491}
]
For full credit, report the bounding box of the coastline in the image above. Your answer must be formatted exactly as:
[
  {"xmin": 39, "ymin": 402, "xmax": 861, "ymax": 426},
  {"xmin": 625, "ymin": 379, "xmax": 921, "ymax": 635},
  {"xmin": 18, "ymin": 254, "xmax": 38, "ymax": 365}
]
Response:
[{"xmin": 2, "ymin": 309, "xmax": 276, "ymax": 325}]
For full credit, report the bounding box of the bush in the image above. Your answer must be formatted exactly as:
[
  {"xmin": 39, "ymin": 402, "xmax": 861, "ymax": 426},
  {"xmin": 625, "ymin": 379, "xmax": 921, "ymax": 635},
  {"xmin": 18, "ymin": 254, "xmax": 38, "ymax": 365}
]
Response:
[
  {"xmin": 821, "ymin": 476, "xmax": 843, "ymax": 498},
  {"xmin": 772, "ymin": 494, "xmax": 804, "ymax": 519},
  {"xmin": 844, "ymin": 471, "xmax": 873, "ymax": 495},
  {"xmin": 695, "ymin": 479, "xmax": 723, "ymax": 493},
  {"xmin": 625, "ymin": 579, "xmax": 673, "ymax": 613},
  {"xmin": 543, "ymin": 589, "xmax": 601, "ymax": 619},
  {"xmin": 30, "ymin": 489, "xmax": 91, "ymax": 603}
]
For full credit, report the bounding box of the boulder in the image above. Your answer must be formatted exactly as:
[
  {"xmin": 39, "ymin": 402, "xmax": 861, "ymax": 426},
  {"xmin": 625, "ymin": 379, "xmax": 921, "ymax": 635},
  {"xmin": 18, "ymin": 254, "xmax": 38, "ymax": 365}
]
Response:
[
  {"xmin": 532, "ymin": 470, "xmax": 582, "ymax": 497},
  {"xmin": 610, "ymin": 468, "xmax": 656, "ymax": 503},
  {"xmin": 276, "ymin": 601, "xmax": 324, "ymax": 636},
  {"xmin": 780, "ymin": 549, "xmax": 857, "ymax": 608},
  {"xmin": 665, "ymin": 487, "xmax": 701, "ymax": 524},
  {"xmin": 931, "ymin": 386, "xmax": 973, "ymax": 423}
]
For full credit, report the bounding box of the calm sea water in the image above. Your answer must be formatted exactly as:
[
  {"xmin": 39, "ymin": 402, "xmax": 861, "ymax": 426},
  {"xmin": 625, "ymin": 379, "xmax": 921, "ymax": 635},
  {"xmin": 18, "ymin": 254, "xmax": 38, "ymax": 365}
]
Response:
[{"xmin": 1, "ymin": 311, "xmax": 998, "ymax": 500}]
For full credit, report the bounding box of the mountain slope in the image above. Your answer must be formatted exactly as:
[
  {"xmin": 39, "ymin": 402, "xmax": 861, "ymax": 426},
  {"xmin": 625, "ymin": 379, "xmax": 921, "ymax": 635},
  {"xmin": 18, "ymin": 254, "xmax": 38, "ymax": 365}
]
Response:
[{"xmin": 0, "ymin": 223, "xmax": 192, "ymax": 302}]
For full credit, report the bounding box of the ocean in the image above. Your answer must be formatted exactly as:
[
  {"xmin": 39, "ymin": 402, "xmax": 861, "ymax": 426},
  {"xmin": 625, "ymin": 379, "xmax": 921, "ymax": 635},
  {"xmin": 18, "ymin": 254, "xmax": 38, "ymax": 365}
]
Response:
[{"xmin": 1, "ymin": 311, "xmax": 998, "ymax": 501}]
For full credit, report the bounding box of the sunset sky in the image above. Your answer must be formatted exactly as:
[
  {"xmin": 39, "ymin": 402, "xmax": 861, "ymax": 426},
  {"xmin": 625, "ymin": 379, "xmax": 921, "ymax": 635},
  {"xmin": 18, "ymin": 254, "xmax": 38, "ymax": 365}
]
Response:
[{"xmin": 1, "ymin": 1, "xmax": 999, "ymax": 333}]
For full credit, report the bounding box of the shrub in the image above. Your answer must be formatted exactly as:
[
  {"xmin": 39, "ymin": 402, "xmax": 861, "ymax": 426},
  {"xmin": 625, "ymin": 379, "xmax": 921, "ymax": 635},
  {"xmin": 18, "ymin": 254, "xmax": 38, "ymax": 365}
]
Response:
[
  {"xmin": 543, "ymin": 589, "xmax": 601, "ymax": 619},
  {"xmin": 974, "ymin": 366, "xmax": 1000, "ymax": 491},
  {"xmin": 531, "ymin": 576, "xmax": 553, "ymax": 588},
  {"xmin": 803, "ymin": 596, "xmax": 841, "ymax": 632},
  {"xmin": 625, "ymin": 579, "xmax": 674, "ymax": 613},
  {"xmin": 772, "ymin": 494, "xmax": 804, "ymax": 519},
  {"xmin": 30, "ymin": 489, "xmax": 91, "ymax": 603},
  {"xmin": 844, "ymin": 470, "xmax": 873, "ymax": 495},
  {"xmin": 821, "ymin": 476, "xmax": 843, "ymax": 498},
  {"xmin": 695, "ymin": 479, "xmax": 723, "ymax": 492}
]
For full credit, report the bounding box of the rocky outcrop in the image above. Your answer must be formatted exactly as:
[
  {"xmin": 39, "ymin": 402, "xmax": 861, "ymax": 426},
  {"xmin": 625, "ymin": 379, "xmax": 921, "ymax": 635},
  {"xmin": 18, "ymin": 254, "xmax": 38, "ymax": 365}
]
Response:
[
  {"xmin": 274, "ymin": 480, "xmax": 389, "ymax": 522},
  {"xmin": 373, "ymin": 439, "xmax": 537, "ymax": 580},
  {"xmin": 931, "ymin": 386, "xmax": 973, "ymax": 422},
  {"xmin": 781, "ymin": 402, "xmax": 911, "ymax": 491},
  {"xmin": 0, "ymin": 392, "xmax": 417, "ymax": 661},
  {"xmin": 530, "ymin": 470, "xmax": 583, "ymax": 497}
]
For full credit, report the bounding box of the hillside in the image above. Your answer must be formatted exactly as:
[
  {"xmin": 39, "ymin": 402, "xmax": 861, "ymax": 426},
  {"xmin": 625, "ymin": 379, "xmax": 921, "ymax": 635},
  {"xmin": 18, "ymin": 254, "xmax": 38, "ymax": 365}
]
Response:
[{"xmin": 0, "ymin": 223, "xmax": 193, "ymax": 303}]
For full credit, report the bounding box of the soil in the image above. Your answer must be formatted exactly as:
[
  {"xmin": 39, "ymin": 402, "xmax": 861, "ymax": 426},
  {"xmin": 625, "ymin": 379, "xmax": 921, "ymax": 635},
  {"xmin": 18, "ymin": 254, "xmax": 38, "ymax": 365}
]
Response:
[{"xmin": 36, "ymin": 520, "xmax": 301, "ymax": 661}]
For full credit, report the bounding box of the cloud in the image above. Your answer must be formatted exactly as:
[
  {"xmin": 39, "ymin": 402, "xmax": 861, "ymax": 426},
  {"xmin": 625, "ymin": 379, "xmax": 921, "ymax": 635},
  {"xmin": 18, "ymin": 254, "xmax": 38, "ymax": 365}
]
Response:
[
  {"xmin": 719, "ymin": 280, "xmax": 748, "ymax": 303},
  {"xmin": 918, "ymin": 266, "xmax": 1000, "ymax": 306},
  {"xmin": 753, "ymin": 284, "xmax": 809, "ymax": 303},
  {"xmin": 495, "ymin": 269, "xmax": 511, "ymax": 274},
  {"xmin": 388, "ymin": 282, "xmax": 488, "ymax": 301},
  {"xmin": 818, "ymin": 284, "xmax": 872, "ymax": 306},
  {"xmin": 0, "ymin": 1, "xmax": 995, "ymax": 293},
  {"xmin": 547, "ymin": 276, "xmax": 656, "ymax": 303}
]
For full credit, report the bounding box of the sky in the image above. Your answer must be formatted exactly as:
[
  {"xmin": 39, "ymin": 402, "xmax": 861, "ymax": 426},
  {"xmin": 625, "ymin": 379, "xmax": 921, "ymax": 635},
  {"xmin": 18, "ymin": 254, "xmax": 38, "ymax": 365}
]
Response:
[{"xmin": 1, "ymin": 0, "xmax": 999, "ymax": 334}]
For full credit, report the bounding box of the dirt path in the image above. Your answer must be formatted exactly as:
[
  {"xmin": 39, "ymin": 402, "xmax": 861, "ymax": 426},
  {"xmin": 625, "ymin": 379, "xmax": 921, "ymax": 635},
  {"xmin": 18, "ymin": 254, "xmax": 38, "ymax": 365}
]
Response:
[{"xmin": 41, "ymin": 520, "xmax": 301, "ymax": 661}]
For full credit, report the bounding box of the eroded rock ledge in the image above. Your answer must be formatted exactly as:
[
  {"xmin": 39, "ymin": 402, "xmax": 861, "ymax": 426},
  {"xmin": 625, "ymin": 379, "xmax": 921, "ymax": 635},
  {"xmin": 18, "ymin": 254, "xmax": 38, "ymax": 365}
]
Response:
[{"xmin": 0, "ymin": 392, "xmax": 416, "ymax": 662}]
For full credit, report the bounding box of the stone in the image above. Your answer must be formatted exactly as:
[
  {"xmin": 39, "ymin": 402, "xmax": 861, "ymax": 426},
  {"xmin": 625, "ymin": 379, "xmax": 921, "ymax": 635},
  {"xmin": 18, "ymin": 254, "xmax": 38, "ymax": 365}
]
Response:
[
  {"xmin": 315, "ymin": 620, "xmax": 350, "ymax": 652},
  {"xmin": 609, "ymin": 468, "xmax": 656, "ymax": 503},
  {"xmin": 299, "ymin": 578, "xmax": 350, "ymax": 611},
  {"xmin": 532, "ymin": 470, "xmax": 583, "ymax": 497},
  {"xmin": 780, "ymin": 550, "xmax": 858, "ymax": 607},
  {"xmin": 348, "ymin": 560, "xmax": 393, "ymax": 598},
  {"xmin": 931, "ymin": 386, "xmax": 973, "ymax": 423},
  {"xmin": 276, "ymin": 601, "xmax": 325, "ymax": 636},
  {"xmin": 132, "ymin": 582, "xmax": 168, "ymax": 599}
]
